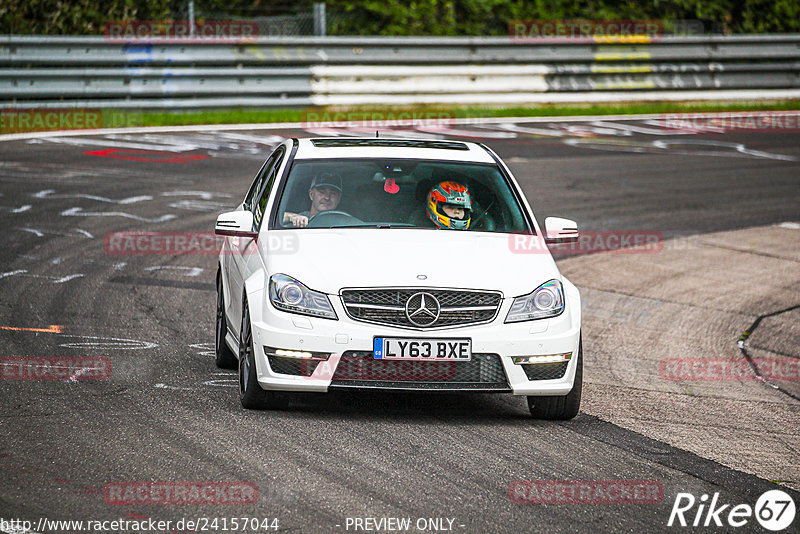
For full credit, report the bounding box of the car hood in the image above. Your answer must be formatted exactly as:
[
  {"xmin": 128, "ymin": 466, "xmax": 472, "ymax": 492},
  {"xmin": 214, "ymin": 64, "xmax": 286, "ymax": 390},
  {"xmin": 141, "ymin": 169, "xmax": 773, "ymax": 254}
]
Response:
[{"xmin": 264, "ymin": 229, "xmax": 560, "ymax": 297}]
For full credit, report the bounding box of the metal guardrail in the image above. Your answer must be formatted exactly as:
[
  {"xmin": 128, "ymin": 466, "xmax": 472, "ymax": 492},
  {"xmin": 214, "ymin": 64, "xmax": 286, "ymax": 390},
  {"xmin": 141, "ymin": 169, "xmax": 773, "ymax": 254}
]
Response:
[{"xmin": 1, "ymin": 35, "xmax": 799, "ymax": 109}]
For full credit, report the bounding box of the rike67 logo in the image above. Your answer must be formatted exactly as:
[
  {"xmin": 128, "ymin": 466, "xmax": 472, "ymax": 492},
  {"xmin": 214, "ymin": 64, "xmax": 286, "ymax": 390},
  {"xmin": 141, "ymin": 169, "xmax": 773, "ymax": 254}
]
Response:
[{"xmin": 668, "ymin": 490, "xmax": 796, "ymax": 531}]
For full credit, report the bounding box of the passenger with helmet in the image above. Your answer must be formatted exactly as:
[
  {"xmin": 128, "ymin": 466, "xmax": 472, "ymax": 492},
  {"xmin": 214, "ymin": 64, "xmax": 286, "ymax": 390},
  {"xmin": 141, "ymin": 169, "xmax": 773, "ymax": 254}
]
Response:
[{"xmin": 426, "ymin": 181, "xmax": 472, "ymax": 230}]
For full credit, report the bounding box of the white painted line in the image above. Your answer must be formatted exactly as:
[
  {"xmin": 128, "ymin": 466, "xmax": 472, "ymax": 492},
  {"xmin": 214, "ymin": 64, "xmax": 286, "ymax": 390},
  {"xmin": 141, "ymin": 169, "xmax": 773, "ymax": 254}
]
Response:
[
  {"xmin": 213, "ymin": 132, "xmax": 286, "ymax": 145},
  {"xmin": 415, "ymin": 126, "xmax": 517, "ymax": 139},
  {"xmin": 202, "ymin": 379, "xmax": 237, "ymax": 387},
  {"xmin": 32, "ymin": 135, "xmax": 196, "ymax": 152},
  {"xmin": 17, "ymin": 228, "xmax": 44, "ymax": 237},
  {"xmin": 83, "ymin": 259, "xmax": 127, "ymax": 271},
  {"xmin": 160, "ymin": 190, "xmax": 233, "ymax": 200},
  {"xmin": 144, "ymin": 266, "xmax": 204, "ymax": 277},
  {"xmin": 0, "ymin": 270, "xmax": 27, "ymax": 279},
  {"xmin": 106, "ymin": 133, "xmax": 226, "ymax": 151},
  {"xmin": 588, "ymin": 120, "xmax": 705, "ymax": 136},
  {"xmin": 57, "ymin": 334, "xmax": 158, "ymax": 350},
  {"xmin": 189, "ymin": 342, "xmax": 216, "ymax": 358},
  {"xmin": 60, "ymin": 206, "xmax": 177, "ymax": 223},
  {"xmin": 32, "ymin": 189, "xmax": 152, "ymax": 204},
  {"xmin": 17, "ymin": 227, "xmax": 95, "ymax": 239},
  {"xmin": 52, "ymin": 274, "xmax": 84, "ymax": 283},
  {"xmin": 565, "ymin": 137, "xmax": 797, "ymax": 161},
  {"xmin": 778, "ymin": 222, "xmax": 800, "ymax": 229},
  {"xmin": 494, "ymin": 122, "xmax": 566, "ymax": 137},
  {"xmin": 167, "ymin": 199, "xmax": 232, "ymax": 212},
  {"xmin": 655, "ymin": 139, "xmax": 797, "ymax": 161},
  {"xmin": 0, "ymin": 270, "xmax": 84, "ymax": 283},
  {"xmin": 67, "ymin": 365, "xmax": 101, "ymax": 382},
  {"xmin": 16, "ymin": 226, "xmax": 94, "ymax": 239},
  {"xmin": 0, "ymin": 205, "xmax": 32, "ymax": 213},
  {"xmin": 154, "ymin": 383, "xmax": 196, "ymax": 391},
  {"xmin": 640, "ymin": 118, "xmax": 725, "ymax": 134}
]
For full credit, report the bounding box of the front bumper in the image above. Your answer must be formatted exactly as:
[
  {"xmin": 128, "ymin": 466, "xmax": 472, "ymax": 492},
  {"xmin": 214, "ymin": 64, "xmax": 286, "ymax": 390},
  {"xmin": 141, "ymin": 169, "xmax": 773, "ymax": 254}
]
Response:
[{"xmin": 246, "ymin": 280, "xmax": 581, "ymax": 396}]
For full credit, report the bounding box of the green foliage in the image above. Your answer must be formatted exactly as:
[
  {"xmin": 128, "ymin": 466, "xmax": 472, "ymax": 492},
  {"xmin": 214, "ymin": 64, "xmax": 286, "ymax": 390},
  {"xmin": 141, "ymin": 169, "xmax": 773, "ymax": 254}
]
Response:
[
  {"xmin": 1, "ymin": 0, "xmax": 799, "ymax": 35},
  {"xmin": 0, "ymin": 0, "xmax": 176, "ymax": 34}
]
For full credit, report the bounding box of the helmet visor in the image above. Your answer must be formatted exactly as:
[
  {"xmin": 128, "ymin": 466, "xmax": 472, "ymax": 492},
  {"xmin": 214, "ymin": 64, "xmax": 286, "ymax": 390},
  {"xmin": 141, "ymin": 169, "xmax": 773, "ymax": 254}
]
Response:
[{"xmin": 439, "ymin": 202, "xmax": 470, "ymax": 221}]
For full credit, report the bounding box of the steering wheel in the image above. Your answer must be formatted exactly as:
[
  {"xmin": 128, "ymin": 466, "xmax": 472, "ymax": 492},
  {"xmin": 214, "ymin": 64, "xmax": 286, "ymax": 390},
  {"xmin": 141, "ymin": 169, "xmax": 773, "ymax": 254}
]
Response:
[
  {"xmin": 306, "ymin": 210, "xmax": 364, "ymax": 228},
  {"xmin": 471, "ymin": 213, "xmax": 496, "ymax": 231},
  {"xmin": 470, "ymin": 201, "xmax": 497, "ymax": 231}
]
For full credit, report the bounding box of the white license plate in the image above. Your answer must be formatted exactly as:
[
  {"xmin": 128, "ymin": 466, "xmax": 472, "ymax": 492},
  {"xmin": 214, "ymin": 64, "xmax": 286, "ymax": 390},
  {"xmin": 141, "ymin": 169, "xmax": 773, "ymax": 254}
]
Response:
[{"xmin": 373, "ymin": 337, "xmax": 471, "ymax": 361}]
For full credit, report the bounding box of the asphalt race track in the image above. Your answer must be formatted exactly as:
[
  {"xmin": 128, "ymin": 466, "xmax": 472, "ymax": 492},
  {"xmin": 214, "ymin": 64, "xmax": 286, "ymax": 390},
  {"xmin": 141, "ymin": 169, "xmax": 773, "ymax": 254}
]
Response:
[{"xmin": 1, "ymin": 117, "xmax": 799, "ymax": 533}]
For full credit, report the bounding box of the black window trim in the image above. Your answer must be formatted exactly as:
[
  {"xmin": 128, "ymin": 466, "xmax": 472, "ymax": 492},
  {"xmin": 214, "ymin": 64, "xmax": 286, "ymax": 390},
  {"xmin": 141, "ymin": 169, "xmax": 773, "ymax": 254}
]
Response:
[
  {"xmin": 253, "ymin": 145, "xmax": 287, "ymax": 230},
  {"xmin": 267, "ymin": 138, "xmax": 300, "ymax": 231},
  {"xmin": 242, "ymin": 158, "xmax": 272, "ymax": 212}
]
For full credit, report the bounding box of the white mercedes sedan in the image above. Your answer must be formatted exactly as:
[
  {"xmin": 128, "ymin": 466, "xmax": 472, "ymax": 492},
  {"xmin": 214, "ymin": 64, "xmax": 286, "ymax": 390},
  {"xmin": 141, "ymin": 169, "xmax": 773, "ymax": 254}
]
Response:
[{"xmin": 215, "ymin": 137, "xmax": 583, "ymax": 419}]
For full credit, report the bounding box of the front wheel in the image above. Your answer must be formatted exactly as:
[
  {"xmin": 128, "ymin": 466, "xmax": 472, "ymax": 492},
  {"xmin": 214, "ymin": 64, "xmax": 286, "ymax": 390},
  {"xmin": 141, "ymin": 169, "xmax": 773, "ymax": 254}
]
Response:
[
  {"xmin": 527, "ymin": 336, "xmax": 583, "ymax": 420},
  {"xmin": 238, "ymin": 298, "xmax": 288, "ymax": 410},
  {"xmin": 215, "ymin": 273, "xmax": 237, "ymax": 369}
]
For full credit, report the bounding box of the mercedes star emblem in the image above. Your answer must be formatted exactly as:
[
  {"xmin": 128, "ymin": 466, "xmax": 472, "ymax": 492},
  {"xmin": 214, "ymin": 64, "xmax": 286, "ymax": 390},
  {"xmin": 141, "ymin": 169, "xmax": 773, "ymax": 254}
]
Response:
[{"xmin": 405, "ymin": 292, "xmax": 441, "ymax": 327}]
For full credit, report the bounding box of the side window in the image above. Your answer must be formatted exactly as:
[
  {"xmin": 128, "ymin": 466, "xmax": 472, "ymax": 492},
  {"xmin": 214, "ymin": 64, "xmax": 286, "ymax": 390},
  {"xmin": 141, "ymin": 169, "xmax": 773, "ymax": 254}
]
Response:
[
  {"xmin": 253, "ymin": 146, "xmax": 285, "ymax": 229},
  {"xmin": 243, "ymin": 147, "xmax": 282, "ymax": 211}
]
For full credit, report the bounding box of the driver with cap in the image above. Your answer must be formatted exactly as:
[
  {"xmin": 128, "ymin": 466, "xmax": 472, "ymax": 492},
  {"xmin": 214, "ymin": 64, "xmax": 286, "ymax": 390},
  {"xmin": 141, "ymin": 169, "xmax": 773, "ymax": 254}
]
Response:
[{"xmin": 282, "ymin": 172, "xmax": 343, "ymax": 228}]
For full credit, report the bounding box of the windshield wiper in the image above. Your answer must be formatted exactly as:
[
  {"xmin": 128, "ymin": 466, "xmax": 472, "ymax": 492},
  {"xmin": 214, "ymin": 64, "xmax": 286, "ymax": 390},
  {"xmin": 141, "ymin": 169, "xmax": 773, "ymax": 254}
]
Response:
[{"xmin": 337, "ymin": 223, "xmax": 419, "ymax": 229}]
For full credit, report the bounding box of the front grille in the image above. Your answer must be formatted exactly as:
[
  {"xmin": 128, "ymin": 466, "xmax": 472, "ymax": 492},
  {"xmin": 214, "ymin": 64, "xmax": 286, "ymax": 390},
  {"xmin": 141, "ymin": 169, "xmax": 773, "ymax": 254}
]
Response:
[
  {"xmin": 341, "ymin": 288, "xmax": 502, "ymax": 329},
  {"xmin": 267, "ymin": 356, "xmax": 318, "ymax": 377},
  {"xmin": 329, "ymin": 351, "xmax": 510, "ymax": 390},
  {"xmin": 522, "ymin": 362, "xmax": 569, "ymax": 381}
]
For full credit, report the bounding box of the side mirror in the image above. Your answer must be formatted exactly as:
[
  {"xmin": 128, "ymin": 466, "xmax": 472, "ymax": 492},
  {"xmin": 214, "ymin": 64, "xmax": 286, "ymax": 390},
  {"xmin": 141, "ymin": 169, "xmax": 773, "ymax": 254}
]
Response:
[
  {"xmin": 544, "ymin": 217, "xmax": 579, "ymax": 245},
  {"xmin": 215, "ymin": 211, "xmax": 258, "ymax": 239}
]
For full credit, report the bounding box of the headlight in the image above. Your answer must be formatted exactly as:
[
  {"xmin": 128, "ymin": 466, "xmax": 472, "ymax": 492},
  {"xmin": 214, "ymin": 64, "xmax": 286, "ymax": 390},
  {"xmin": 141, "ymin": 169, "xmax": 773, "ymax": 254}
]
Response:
[
  {"xmin": 505, "ymin": 279, "xmax": 564, "ymax": 323},
  {"xmin": 269, "ymin": 274, "xmax": 337, "ymax": 320}
]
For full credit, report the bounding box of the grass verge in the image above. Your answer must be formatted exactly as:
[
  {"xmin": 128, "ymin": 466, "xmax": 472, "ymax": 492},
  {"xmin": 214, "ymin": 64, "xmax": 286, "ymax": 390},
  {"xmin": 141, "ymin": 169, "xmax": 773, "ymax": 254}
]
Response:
[
  {"xmin": 125, "ymin": 100, "xmax": 800, "ymax": 128},
  {"xmin": 3, "ymin": 99, "xmax": 800, "ymax": 135}
]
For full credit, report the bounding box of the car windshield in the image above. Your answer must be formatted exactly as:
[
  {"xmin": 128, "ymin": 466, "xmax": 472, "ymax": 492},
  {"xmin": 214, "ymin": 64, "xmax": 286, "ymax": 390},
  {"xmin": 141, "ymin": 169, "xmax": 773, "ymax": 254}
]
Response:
[{"xmin": 273, "ymin": 158, "xmax": 530, "ymax": 233}]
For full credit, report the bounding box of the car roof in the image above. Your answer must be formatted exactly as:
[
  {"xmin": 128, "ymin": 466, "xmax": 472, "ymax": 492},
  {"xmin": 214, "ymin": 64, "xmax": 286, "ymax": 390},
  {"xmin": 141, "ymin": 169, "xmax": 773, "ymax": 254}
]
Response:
[{"xmin": 293, "ymin": 137, "xmax": 496, "ymax": 163}]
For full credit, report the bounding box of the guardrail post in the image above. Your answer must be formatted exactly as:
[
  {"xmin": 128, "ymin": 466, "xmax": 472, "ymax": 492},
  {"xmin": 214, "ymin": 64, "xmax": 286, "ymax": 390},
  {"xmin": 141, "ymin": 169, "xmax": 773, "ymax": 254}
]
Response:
[
  {"xmin": 314, "ymin": 3, "xmax": 327, "ymax": 37},
  {"xmin": 188, "ymin": 0, "xmax": 195, "ymax": 37}
]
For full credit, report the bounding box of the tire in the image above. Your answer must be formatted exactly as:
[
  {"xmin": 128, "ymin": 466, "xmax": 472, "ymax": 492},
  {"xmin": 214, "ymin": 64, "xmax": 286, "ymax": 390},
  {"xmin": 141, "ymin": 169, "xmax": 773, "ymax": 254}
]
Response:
[
  {"xmin": 527, "ymin": 336, "xmax": 583, "ymax": 420},
  {"xmin": 215, "ymin": 273, "xmax": 238, "ymax": 369},
  {"xmin": 238, "ymin": 298, "xmax": 288, "ymax": 410}
]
